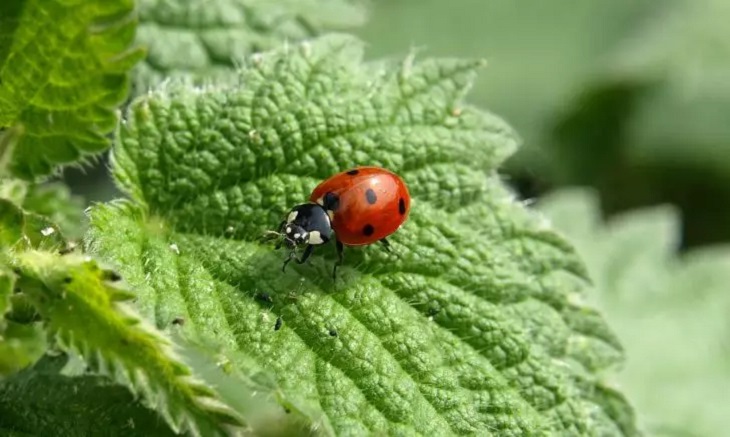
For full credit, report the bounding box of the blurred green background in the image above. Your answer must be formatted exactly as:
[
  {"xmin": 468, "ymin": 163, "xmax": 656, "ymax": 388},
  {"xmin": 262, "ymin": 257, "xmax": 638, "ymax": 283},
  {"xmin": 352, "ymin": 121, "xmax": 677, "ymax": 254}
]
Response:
[{"xmin": 65, "ymin": 0, "xmax": 730, "ymax": 249}]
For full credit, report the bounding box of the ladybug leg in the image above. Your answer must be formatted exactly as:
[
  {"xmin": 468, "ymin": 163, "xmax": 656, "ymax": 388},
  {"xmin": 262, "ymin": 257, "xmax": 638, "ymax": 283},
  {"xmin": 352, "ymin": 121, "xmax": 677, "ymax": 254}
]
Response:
[
  {"xmin": 296, "ymin": 244, "xmax": 314, "ymax": 264},
  {"xmin": 332, "ymin": 239, "xmax": 344, "ymax": 280},
  {"xmin": 379, "ymin": 238, "xmax": 392, "ymax": 253},
  {"xmin": 282, "ymin": 245, "xmax": 314, "ymax": 272}
]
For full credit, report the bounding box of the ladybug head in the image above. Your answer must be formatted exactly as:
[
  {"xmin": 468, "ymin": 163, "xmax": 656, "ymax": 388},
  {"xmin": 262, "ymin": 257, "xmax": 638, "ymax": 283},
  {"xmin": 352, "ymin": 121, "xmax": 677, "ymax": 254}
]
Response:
[{"xmin": 279, "ymin": 203, "xmax": 333, "ymax": 247}]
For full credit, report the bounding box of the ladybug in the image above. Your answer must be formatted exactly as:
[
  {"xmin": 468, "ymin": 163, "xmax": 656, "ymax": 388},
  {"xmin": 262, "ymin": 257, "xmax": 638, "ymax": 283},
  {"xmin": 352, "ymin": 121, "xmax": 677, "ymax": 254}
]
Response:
[{"xmin": 274, "ymin": 166, "xmax": 411, "ymax": 278}]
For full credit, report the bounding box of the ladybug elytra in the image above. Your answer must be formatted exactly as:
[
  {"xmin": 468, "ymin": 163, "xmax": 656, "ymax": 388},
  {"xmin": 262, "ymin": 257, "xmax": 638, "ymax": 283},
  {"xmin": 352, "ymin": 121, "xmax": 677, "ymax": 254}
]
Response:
[{"xmin": 274, "ymin": 166, "xmax": 411, "ymax": 278}]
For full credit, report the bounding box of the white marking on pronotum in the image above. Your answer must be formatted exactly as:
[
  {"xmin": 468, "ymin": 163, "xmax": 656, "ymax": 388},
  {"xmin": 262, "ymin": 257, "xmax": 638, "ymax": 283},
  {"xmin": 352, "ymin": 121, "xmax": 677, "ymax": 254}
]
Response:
[
  {"xmin": 286, "ymin": 226, "xmax": 292, "ymax": 234},
  {"xmin": 287, "ymin": 211, "xmax": 298, "ymax": 223},
  {"xmin": 309, "ymin": 230, "xmax": 324, "ymax": 245},
  {"xmin": 169, "ymin": 243, "xmax": 180, "ymax": 255},
  {"xmin": 293, "ymin": 233, "xmax": 301, "ymax": 239},
  {"xmin": 41, "ymin": 227, "xmax": 55, "ymax": 236}
]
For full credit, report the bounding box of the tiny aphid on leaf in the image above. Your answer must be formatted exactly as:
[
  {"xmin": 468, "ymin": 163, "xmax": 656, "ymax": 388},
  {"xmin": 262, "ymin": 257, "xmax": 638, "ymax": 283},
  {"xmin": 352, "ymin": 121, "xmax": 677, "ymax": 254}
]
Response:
[
  {"xmin": 274, "ymin": 316, "xmax": 283, "ymax": 331},
  {"xmin": 272, "ymin": 166, "xmax": 411, "ymax": 279}
]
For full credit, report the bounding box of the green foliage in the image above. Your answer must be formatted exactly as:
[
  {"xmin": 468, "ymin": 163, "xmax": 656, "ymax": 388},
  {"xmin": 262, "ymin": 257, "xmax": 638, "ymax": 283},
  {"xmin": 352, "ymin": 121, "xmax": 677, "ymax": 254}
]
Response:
[
  {"xmin": 356, "ymin": 0, "xmax": 658, "ymax": 174},
  {"xmin": 87, "ymin": 34, "xmax": 636, "ymax": 434},
  {"xmin": 359, "ymin": 0, "xmax": 730, "ymax": 247},
  {"xmin": 540, "ymin": 189, "xmax": 730, "ymax": 437},
  {"xmin": 0, "ymin": 354, "xmax": 177, "ymax": 436},
  {"xmin": 134, "ymin": 0, "xmax": 368, "ymax": 94},
  {"xmin": 1, "ymin": 0, "xmax": 288, "ymax": 433},
  {"xmin": 21, "ymin": 183, "xmax": 85, "ymax": 239},
  {"xmin": 12, "ymin": 250, "xmax": 247, "ymax": 435},
  {"xmin": 0, "ymin": 0, "xmax": 144, "ymax": 179}
]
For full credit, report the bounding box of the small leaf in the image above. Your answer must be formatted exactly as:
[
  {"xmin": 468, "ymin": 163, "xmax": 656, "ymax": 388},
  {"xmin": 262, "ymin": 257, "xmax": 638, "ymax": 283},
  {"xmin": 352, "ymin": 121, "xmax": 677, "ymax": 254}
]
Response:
[
  {"xmin": 0, "ymin": 198, "xmax": 65, "ymax": 250},
  {"xmin": 0, "ymin": 321, "xmax": 47, "ymax": 377},
  {"xmin": 89, "ymin": 35, "xmax": 635, "ymax": 434},
  {"xmin": 133, "ymin": 0, "xmax": 368, "ymax": 94},
  {"xmin": 21, "ymin": 183, "xmax": 85, "ymax": 240},
  {"xmin": 0, "ymin": 354, "xmax": 177, "ymax": 436},
  {"xmin": 540, "ymin": 188, "xmax": 730, "ymax": 436},
  {"xmin": 0, "ymin": 0, "xmax": 145, "ymax": 179},
  {"xmin": 13, "ymin": 251, "xmax": 247, "ymax": 436}
]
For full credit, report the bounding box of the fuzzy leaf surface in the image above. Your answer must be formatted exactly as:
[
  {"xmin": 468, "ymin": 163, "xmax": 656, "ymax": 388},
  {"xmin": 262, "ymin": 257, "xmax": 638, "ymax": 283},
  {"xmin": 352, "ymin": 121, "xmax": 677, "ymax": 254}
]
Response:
[
  {"xmin": 134, "ymin": 0, "xmax": 367, "ymax": 94},
  {"xmin": 540, "ymin": 189, "xmax": 730, "ymax": 436},
  {"xmin": 88, "ymin": 35, "xmax": 635, "ymax": 435},
  {"xmin": 12, "ymin": 251, "xmax": 247, "ymax": 436},
  {"xmin": 0, "ymin": 0, "xmax": 144, "ymax": 179}
]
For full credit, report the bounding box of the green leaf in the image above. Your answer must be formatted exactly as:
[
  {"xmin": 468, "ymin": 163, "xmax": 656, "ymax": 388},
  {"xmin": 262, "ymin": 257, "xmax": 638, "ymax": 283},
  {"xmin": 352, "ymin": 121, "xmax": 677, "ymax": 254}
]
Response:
[
  {"xmin": 0, "ymin": 321, "xmax": 47, "ymax": 377},
  {"xmin": 0, "ymin": 354, "xmax": 177, "ymax": 436},
  {"xmin": 0, "ymin": 197, "xmax": 65, "ymax": 250},
  {"xmin": 88, "ymin": 35, "xmax": 636, "ymax": 434},
  {"xmin": 133, "ymin": 0, "xmax": 368, "ymax": 94},
  {"xmin": 12, "ymin": 251, "xmax": 247, "ymax": 436},
  {"xmin": 0, "ymin": 0, "xmax": 144, "ymax": 179},
  {"xmin": 21, "ymin": 182, "xmax": 85, "ymax": 240},
  {"xmin": 540, "ymin": 188, "xmax": 730, "ymax": 437},
  {"xmin": 0, "ymin": 177, "xmax": 85, "ymax": 240}
]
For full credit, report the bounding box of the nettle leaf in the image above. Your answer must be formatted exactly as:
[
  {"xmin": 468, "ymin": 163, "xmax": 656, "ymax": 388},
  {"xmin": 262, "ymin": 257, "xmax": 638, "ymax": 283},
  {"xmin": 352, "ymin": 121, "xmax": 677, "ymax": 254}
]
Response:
[
  {"xmin": 20, "ymin": 182, "xmax": 86, "ymax": 240},
  {"xmin": 0, "ymin": 177, "xmax": 85, "ymax": 240},
  {"xmin": 540, "ymin": 189, "xmax": 730, "ymax": 437},
  {"xmin": 134, "ymin": 0, "xmax": 368, "ymax": 94},
  {"xmin": 88, "ymin": 35, "xmax": 635, "ymax": 434},
  {"xmin": 0, "ymin": 195, "xmax": 52, "ymax": 378},
  {"xmin": 0, "ymin": 0, "xmax": 144, "ymax": 179},
  {"xmin": 12, "ymin": 251, "xmax": 247, "ymax": 436},
  {"xmin": 0, "ymin": 354, "xmax": 176, "ymax": 436}
]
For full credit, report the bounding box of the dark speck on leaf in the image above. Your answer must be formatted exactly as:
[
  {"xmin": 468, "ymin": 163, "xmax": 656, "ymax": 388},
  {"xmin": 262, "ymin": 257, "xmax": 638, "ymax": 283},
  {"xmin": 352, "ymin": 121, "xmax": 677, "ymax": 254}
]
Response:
[
  {"xmin": 329, "ymin": 329, "xmax": 338, "ymax": 337},
  {"xmin": 63, "ymin": 276, "xmax": 73, "ymax": 284},
  {"xmin": 172, "ymin": 317, "xmax": 185, "ymax": 326},
  {"xmin": 274, "ymin": 316, "xmax": 283, "ymax": 331},
  {"xmin": 103, "ymin": 270, "xmax": 122, "ymax": 282},
  {"xmin": 256, "ymin": 292, "xmax": 273, "ymax": 303}
]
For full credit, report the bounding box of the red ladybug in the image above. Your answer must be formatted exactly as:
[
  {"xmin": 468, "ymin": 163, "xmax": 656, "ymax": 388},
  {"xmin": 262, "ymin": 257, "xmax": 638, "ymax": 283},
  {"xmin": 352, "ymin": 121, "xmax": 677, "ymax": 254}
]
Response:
[{"xmin": 275, "ymin": 166, "xmax": 411, "ymax": 278}]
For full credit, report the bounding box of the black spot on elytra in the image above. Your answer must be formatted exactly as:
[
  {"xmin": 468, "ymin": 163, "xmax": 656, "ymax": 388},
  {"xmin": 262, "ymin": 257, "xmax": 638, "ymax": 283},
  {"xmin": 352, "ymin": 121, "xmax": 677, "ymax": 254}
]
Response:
[
  {"xmin": 365, "ymin": 188, "xmax": 377, "ymax": 205},
  {"xmin": 398, "ymin": 198, "xmax": 406, "ymax": 215},
  {"xmin": 362, "ymin": 224, "xmax": 374, "ymax": 236},
  {"xmin": 346, "ymin": 169, "xmax": 359, "ymax": 175},
  {"xmin": 323, "ymin": 192, "xmax": 340, "ymax": 211}
]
